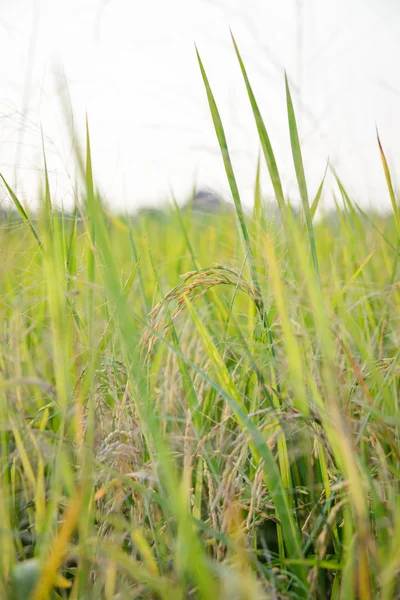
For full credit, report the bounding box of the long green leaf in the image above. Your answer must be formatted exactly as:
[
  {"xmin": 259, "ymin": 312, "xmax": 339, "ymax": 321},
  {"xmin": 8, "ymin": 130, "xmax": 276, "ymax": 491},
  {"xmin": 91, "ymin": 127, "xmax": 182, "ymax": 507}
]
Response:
[
  {"xmin": 285, "ymin": 73, "xmax": 320, "ymax": 282},
  {"xmin": 41, "ymin": 127, "xmax": 52, "ymax": 217},
  {"xmin": 311, "ymin": 158, "xmax": 329, "ymax": 220},
  {"xmin": 376, "ymin": 129, "xmax": 400, "ymax": 239},
  {"xmin": 0, "ymin": 174, "xmax": 42, "ymax": 248},
  {"xmin": 231, "ymin": 33, "xmax": 286, "ymax": 214}
]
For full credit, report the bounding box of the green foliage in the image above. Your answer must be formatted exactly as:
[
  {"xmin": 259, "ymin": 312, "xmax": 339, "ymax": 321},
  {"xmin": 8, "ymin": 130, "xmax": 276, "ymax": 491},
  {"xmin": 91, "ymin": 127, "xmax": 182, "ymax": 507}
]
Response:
[{"xmin": 0, "ymin": 38, "xmax": 400, "ymax": 600}]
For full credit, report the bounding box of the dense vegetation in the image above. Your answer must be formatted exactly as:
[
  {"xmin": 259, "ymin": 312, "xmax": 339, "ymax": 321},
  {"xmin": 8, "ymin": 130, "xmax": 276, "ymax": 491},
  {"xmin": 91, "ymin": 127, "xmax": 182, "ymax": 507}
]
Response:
[{"xmin": 1, "ymin": 38, "xmax": 399, "ymax": 599}]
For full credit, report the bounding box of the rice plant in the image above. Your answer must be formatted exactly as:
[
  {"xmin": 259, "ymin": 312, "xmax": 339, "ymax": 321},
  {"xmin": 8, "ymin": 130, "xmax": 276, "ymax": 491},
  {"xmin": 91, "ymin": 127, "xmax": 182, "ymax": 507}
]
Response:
[{"xmin": 0, "ymin": 37, "xmax": 399, "ymax": 599}]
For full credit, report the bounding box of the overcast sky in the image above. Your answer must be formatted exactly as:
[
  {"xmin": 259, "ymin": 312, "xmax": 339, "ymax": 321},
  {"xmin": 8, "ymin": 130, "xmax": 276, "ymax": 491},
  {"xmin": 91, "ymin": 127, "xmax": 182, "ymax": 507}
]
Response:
[{"xmin": 0, "ymin": 0, "xmax": 399, "ymax": 212}]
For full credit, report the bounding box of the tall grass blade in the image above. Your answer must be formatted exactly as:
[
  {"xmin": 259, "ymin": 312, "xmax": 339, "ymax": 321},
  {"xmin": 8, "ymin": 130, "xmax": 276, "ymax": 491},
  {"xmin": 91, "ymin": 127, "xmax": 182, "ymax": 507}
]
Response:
[
  {"xmin": 41, "ymin": 128, "xmax": 52, "ymax": 218},
  {"xmin": 285, "ymin": 73, "xmax": 320, "ymax": 282},
  {"xmin": 253, "ymin": 152, "xmax": 263, "ymax": 225},
  {"xmin": 376, "ymin": 128, "xmax": 400, "ymax": 238},
  {"xmin": 231, "ymin": 33, "xmax": 286, "ymax": 213},
  {"xmin": 311, "ymin": 159, "xmax": 329, "ymax": 220},
  {"xmin": 0, "ymin": 174, "xmax": 42, "ymax": 248}
]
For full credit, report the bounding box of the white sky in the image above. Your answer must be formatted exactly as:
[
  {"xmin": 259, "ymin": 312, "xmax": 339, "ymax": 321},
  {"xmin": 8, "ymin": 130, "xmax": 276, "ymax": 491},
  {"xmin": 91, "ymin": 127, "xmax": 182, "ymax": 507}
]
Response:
[{"xmin": 0, "ymin": 0, "xmax": 399, "ymax": 212}]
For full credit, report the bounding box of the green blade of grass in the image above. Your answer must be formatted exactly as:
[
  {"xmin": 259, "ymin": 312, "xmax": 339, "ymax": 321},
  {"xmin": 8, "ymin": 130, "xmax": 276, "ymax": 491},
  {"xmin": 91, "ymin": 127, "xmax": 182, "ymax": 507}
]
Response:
[
  {"xmin": 253, "ymin": 152, "xmax": 263, "ymax": 223},
  {"xmin": 376, "ymin": 128, "xmax": 400, "ymax": 239},
  {"xmin": 41, "ymin": 128, "xmax": 52, "ymax": 218},
  {"xmin": 171, "ymin": 190, "xmax": 199, "ymax": 271},
  {"xmin": 311, "ymin": 158, "xmax": 329, "ymax": 220},
  {"xmin": 331, "ymin": 247, "xmax": 376, "ymax": 308},
  {"xmin": 285, "ymin": 72, "xmax": 320, "ymax": 282},
  {"xmin": 0, "ymin": 174, "xmax": 42, "ymax": 249},
  {"xmin": 231, "ymin": 33, "xmax": 286, "ymax": 215}
]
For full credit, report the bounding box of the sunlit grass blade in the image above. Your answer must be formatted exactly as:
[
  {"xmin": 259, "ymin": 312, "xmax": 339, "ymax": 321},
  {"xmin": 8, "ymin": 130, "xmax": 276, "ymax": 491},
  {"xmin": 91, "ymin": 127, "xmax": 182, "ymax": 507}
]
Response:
[
  {"xmin": 231, "ymin": 33, "xmax": 286, "ymax": 213},
  {"xmin": 195, "ymin": 47, "xmax": 247, "ymax": 233},
  {"xmin": 66, "ymin": 207, "xmax": 78, "ymax": 281},
  {"xmin": 85, "ymin": 117, "xmax": 96, "ymax": 346},
  {"xmin": 311, "ymin": 158, "xmax": 329, "ymax": 220},
  {"xmin": 253, "ymin": 153, "xmax": 262, "ymax": 223},
  {"xmin": 330, "ymin": 246, "xmax": 376, "ymax": 308},
  {"xmin": 285, "ymin": 73, "xmax": 320, "ymax": 282},
  {"xmin": 171, "ymin": 190, "xmax": 199, "ymax": 271},
  {"xmin": 0, "ymin": 174, "xmax": 42, "ymax": 248},
  {"xmin": 376, "ymin": 128, "xmax": 400, "ymax": 238},
  {"xmin": 40, "ymin": 128, "xmax": 52, "ymax": 218},
  {"xmin": 354, "ymin": 201, "xmax": 400, "ymax": 256},
  {"xmin": 128, "ymin": 227, "xmax": 150, "ymax": 316}
]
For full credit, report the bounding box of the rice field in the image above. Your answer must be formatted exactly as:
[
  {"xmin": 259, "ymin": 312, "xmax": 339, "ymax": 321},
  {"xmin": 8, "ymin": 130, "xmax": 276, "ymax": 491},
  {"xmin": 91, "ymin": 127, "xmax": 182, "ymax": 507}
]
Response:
[{"xmin": 1, "ymin": 38, "xmax": 400, "ymax": 599}]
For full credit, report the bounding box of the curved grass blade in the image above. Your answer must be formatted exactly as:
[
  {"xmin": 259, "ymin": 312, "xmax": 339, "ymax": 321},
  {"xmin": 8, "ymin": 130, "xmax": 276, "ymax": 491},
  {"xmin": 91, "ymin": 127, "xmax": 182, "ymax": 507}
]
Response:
[
  {"xmin": 330, "ymin": 247, "xmax": 376, "ymax": 308},
  {"xmin": 376, "ymin": 128, "xmax": 400, "ymax": 239},
  {"xmin": 311, "ymin": 158, "xmax": 329, "ymax": 220},
  {"xmin": 0, "ymin": 174, "xmax": 42, "ymax": 249},
  {"xmin": 253, "ymin": 152, "xmax": 263, "ymax": 224},
  {"xmin": 231, "ymin": 33, "xmax": 286, "ymax": 214},
  {"xmin": 41, "ymin": 127, "xmax": 52, "ymax": 217},
  {"xmin": 354, "ymin": 201, "xmax": 400, "ymax": 257},
  {"xmin": 285, "ymin": 73, "xmax": 320, "ymax": 282},
  {"xmin": 171, "ymin": 189, "xmax": 199, "ymax": 271},
  {"xmin": 85, "ymin": 118, "xmax": 96, "ymax": 348}
]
